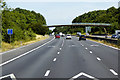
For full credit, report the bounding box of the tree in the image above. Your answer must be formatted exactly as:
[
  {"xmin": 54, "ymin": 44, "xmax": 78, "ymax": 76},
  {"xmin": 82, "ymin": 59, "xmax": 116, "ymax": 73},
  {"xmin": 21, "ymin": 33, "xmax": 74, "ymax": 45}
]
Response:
[
  {"xmin": 2, "ymin": 7, "xmax": 48, "ymax": 43},
  {"xmin": 72, "ymin": 7, "xmax": 120, "ymax": 34}
]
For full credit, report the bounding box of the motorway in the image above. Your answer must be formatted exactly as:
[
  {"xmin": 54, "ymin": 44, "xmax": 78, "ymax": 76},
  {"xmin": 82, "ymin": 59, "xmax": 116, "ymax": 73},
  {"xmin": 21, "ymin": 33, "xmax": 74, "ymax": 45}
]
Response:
[{"xmin": 0, "ymin": 36, "xmax": 119, "ymax": 80}]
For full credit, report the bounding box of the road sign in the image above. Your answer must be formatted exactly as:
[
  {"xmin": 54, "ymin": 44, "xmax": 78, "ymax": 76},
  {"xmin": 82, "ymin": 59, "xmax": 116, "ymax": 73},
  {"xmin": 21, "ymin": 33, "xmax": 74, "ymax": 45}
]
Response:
[
  {"xmin": 7, "ymin": 29, "xmax": 13, "ymax": 35},
  {"xmin": 86, "ymin": 27, "xmax": 91, "ymax": 33},
  {"xmin": 7, "ymin": 29, "xmax": 13, "ymax": 44}
]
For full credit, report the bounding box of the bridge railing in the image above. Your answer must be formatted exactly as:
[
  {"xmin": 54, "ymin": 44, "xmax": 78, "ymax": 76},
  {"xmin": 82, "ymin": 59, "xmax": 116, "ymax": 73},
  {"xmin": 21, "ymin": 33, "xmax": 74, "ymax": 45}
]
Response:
[{"xmin": 72, "ymin": 23, "xmax": 111, "ymax": 26}]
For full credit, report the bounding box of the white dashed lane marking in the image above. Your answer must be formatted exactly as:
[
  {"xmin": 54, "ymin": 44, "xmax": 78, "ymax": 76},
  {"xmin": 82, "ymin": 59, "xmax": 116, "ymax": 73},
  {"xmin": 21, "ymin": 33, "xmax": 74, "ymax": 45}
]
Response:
[
  {"xmin": 44, "ymin": 70, "xmax": 51, "ymax": 77},
  {"xmin": 90, "ymin": 51, "xmax": 92, "ymax": 54},
  {"xmin": 57, "ymin": 52, "xmax": 60, "ymax": 54},
  {"xmin": 53, "ymin": 58, "xmax": 57, "ymax": 62},
  {"xmin": 110, "ymin": 69, "xmax": 118, "ymax": 76},
  {"xmin": 85, "ymin": 48, "xmax": 88, "ymax": 50},
  {"xmin": 90, "ymin": 45, "xmax": 99, "ymax": 47},
  {"xmin": 69, "ymin": 72, "xmax": 98, "ymax": 80},
  {"xmin": 60, "ymin": 48, "xmax": 62, "ymax": 50},
  {"xmin": 81, "ymin": 44, "xmax": 84, "ymax": 46},
  {"xmin": 97, "ymin": 57, "xmax": 101, "ymax": 61}
]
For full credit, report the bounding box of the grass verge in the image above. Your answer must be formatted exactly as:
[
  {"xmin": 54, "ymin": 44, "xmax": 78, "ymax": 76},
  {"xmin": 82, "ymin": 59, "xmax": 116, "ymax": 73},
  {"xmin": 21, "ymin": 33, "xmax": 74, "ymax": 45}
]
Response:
[{"xmin": 0, "ymin": 34, "xmax": 49, "ymax": 52}]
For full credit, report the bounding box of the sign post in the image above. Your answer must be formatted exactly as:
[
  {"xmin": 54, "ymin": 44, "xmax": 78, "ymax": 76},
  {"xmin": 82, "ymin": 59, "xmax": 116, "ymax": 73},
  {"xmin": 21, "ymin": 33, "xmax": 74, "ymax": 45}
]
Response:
[{"xmin": 7, "ymin": 29, "xmax": 13, "ymax": 44}]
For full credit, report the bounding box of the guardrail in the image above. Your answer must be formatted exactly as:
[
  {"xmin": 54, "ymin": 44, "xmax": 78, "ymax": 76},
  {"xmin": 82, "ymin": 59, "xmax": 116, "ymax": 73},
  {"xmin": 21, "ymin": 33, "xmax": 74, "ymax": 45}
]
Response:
[{"xmin": 86, "ymin": 36, "xmax": 118, "ymax": 45}]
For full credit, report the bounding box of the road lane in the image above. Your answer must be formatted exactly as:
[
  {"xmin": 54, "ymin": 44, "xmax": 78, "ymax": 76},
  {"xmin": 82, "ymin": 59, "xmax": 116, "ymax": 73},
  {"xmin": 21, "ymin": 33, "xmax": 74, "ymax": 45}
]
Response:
[
  {"xmin": 73, "ymin": 36, "xmax": 118, "ymax": 73},
  {"xmin": 1, "ymin": 36, "xmax": 54, "ymax": 63},
  {"xmin": 2, "ymin": 37, "xmax": 63, "ymax": 78},
  {"xmin": 1, "ymin": 36, "xmax": 118, "ymax": 79},
  {"xmin": 47, "ymin": 37, "xmax": 117, "ymax": 78}
]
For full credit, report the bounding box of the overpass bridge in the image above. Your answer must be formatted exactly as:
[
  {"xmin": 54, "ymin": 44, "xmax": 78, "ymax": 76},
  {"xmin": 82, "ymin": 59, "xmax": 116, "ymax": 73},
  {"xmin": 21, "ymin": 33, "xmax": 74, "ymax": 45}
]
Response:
[{"xmin": 46, "ymin": 23, "xmax": 111, "ymax": 27}]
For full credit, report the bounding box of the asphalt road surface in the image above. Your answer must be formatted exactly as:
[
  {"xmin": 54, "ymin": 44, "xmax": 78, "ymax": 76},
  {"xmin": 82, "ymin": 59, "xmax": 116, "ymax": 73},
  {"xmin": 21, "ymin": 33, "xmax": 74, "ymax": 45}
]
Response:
[{"xmin": 0, "ymin": 36, "xmax": 119, "ymax": 80}]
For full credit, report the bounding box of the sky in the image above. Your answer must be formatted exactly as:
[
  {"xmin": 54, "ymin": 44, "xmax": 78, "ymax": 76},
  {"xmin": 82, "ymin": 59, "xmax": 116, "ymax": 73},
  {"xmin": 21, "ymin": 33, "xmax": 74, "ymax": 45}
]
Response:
[{"xmin": 5, "ymin": 0, "xmax": 119, "ymax": 30}]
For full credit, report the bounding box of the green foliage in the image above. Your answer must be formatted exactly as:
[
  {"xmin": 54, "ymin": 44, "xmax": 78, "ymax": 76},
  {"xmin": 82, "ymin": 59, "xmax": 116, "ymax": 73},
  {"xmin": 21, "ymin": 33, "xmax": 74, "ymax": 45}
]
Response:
[
  {"xmin": 47, "ymin": 30, "xmax": 52, "ymax": 34},
  {"xmin": 54, "ymin": 26, "xmax": 85, "ymax": 35},
  {"xmin": 54, "ymin": 7, "xmax": 119, "ymax": 34},
  {"xmin": 53, "ymin": 27, "xmax": 71, "ymax": 34},
  {"xmin": 72, "ymin": 7, "xmax": 120, "ymax": 34},
  {"xmin": 29, "ymin": 23, "xmax": 48, "ymax": 36},
  {"xmin": 2, "ymin": 8, "xmax": 48, "ymax": 43}
]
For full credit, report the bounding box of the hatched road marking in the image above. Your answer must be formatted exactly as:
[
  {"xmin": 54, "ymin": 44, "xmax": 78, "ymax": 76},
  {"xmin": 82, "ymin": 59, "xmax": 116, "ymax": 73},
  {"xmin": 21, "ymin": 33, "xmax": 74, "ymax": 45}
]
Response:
[
  {"xmin": 0, "ymin": 73, "xmax": 16, "ymax": 80},
  {"xmin": 69, "ymin": 72, "xmax": 98, "ymax": 80}
]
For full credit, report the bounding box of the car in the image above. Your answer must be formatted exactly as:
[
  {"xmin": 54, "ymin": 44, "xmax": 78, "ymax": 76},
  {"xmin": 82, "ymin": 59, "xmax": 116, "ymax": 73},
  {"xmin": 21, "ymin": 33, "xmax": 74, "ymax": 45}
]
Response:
[
  {"xmin": 111, "ymin": 34, "xmax": 117, "ymax": 38},
  {"xmin": 55, "ymin": 34, "xmax": 60, "ymax": 38},
  {"xmin": 61, "ymin": 34, "xmax": 65, "ymax": 37},
  {"xmin": 66, "ymin": 34, "xmax": 72, "ymax": 39},
  {"xmin": 117, "ymin": 35, "xmax": 120, "ymax": 39},
  {"xmin": 79, "ymin": 35, "xmax": 86, "ymax": 40}
]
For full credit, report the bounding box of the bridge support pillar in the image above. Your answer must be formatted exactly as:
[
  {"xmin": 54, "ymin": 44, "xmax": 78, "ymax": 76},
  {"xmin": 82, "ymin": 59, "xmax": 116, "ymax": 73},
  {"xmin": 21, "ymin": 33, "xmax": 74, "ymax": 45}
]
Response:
[
  {"xmin": 85, "ymin": 26, "xmax": 91, "ymax": 35},
  {"xmin": 104, "ymin": 28, "xmax": 107, "ymax": 38}
]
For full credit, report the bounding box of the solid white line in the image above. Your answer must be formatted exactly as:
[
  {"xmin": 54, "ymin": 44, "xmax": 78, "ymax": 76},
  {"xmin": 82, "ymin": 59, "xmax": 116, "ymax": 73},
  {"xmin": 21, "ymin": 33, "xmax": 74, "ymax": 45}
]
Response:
[
  {"xmin": 44, "ymin": 70, "xmax": 51, "ymax": 77},
  {"xmin": 57, "ymin": 52, "xmax": 60, "ymax": 54},
  {"xmin": 0, "ymin": 38, "xmax": 55, "ymax": 67},
  {"xmin": 97, "ymin": 57, "xmax": 101, "ymax": 61},
  {"xmin": 53, "ymin": 58, "xmax": 57, "ymax": 62},
  {"xmin": 110, "ymin": 69, "xmax": 118, "ymax": 76},
  {"xmin": 90, "ymin": 51, "xmax": 92, "ymax": 54}
]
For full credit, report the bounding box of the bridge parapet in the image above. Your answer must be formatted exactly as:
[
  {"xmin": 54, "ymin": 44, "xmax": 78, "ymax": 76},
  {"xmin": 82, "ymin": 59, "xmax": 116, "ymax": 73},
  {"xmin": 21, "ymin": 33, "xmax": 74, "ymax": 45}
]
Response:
[
  {"xmin": 72, "ymin": 23, "xmax": 111, "ymax": 26},
  {"xmin": 45, "ymin": 23, "xmax": 111, "ymax": 27}
]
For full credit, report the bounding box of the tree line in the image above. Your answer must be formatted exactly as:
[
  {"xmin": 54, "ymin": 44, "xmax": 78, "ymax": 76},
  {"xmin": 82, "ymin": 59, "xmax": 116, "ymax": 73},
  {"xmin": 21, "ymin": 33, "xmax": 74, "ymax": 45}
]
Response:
[
  {"xmin": 72, "ymin": 7, "xmax": 120, "ymax": 34},
  {"xmin": 54, "ymin": 7, "xmax": 120, "ymax": 35},
  {"xmin": 2, "ymin": 7, "xmax": 49, "ymax": 43}
]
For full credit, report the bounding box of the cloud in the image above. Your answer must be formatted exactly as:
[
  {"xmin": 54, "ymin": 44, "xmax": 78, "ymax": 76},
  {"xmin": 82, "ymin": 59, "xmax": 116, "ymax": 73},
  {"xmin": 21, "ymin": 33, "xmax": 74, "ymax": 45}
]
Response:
[{"xmin": 6, "ymin": 0, "xmax": 119, "ymax": 2}]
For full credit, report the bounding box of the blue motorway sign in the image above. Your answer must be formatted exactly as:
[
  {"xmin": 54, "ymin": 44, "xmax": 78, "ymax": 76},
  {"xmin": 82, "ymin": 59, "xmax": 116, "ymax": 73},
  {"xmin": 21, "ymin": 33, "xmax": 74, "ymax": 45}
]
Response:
[{"xmin": 7, "ymin": 29, "xmax": 13, "ymax": 35}]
